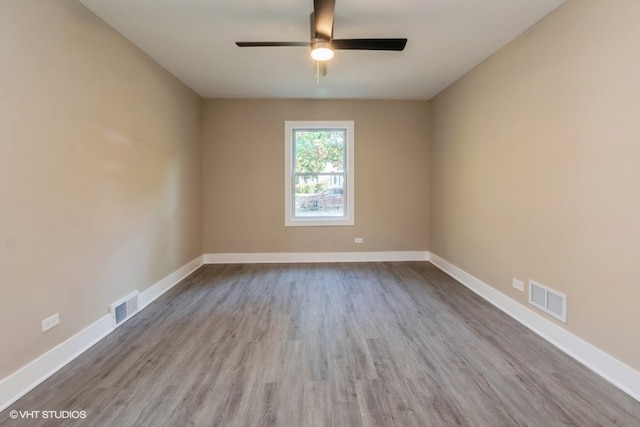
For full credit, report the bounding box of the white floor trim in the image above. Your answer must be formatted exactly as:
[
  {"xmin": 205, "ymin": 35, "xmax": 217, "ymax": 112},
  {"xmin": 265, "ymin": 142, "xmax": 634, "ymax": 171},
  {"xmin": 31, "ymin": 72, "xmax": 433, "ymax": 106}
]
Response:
[
  {"xmin": 138, "ymin": 255, "xmax": 204, "ymax": 309},
  {"xmin": 204, "ymin": 251, "xmax": 429, "ymax": 264},
  {"xmin": 0, "ymin": 255, "xmax": 204, "ymax": 412},
  {"xmin": 0, "ymin": 314, "xmax": 112, "ymax": 412},
  {"xmin": 428, "ymin": 252, "xmax": 640, "ymax": 402}
]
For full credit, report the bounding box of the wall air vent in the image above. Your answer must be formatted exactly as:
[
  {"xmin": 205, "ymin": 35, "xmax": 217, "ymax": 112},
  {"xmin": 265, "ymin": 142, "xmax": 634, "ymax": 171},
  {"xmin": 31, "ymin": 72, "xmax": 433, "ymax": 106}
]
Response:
[
  {"xmin": 528, "ymin": 280, "xmax": 567, "ymax": 323},
  {"xmin": 109, "ymin": 291, "xmax": 139, "ymax": 327}
]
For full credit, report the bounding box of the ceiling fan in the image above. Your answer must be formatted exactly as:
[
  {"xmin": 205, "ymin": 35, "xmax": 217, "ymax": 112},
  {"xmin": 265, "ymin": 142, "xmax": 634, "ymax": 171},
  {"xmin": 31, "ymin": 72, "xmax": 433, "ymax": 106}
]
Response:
[{"xmin": 235, "ymin": 0, "xmax": 407, "ymax": 78}]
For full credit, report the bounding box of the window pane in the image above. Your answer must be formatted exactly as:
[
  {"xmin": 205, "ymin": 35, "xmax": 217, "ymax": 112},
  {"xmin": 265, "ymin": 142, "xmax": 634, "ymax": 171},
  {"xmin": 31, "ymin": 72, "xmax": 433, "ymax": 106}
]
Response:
[
  {"xmin": 294, "ymin": 130, "xmax": 345, "ymax": 173},
  {"xmin": 294, "ymin": 174, "xmax": 345, "ymax": 218},
  {"xmin": 284, "ymin": 120, "xmax": 353, "ymax": 227}
]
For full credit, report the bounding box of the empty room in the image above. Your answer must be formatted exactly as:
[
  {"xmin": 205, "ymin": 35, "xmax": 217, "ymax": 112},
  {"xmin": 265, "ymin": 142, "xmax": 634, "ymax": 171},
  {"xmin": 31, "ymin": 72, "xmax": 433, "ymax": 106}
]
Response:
[{"xmin": 1, "ymin": 0, "xmax": 640, "ymax": 425}]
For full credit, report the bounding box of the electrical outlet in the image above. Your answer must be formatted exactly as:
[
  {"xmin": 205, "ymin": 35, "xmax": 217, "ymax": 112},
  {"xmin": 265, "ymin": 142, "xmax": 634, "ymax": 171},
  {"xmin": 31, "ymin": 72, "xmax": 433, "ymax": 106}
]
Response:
[
  {"xmin": 42, "ymin": 313, "xmax": 60, "ymax": 332},
  {"xmin": 354, "ymin": 237, "xmax": 363, "ymax": 244},
  {"xmin": 512, "ymin": 279, "xmax": 524, "ymax": 292}
]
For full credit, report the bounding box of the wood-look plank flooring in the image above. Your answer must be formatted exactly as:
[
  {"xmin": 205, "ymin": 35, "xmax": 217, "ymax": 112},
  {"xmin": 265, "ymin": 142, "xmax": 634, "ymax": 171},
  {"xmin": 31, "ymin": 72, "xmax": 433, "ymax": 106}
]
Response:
[{"xmin": 1, "ymin": 262, "xmax": 639, "ymax": 426}]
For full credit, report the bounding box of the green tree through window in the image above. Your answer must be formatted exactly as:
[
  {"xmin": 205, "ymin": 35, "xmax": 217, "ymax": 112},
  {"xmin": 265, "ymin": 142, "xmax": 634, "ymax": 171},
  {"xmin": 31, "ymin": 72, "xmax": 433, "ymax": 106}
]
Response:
[{"xmin": 294, "ymin": 130, "xmax": 345, "ymax": 174}]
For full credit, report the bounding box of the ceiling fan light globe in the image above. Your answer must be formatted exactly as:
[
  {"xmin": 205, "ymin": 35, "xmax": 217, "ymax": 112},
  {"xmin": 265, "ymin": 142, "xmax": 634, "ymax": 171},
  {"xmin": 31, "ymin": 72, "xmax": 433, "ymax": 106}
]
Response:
[
  {"xmin": 310, "ymin": 40, "xmax": 334, "ymax": 61},
  {"xmin": 311, "ymin": 47, "xmax": 334, "ymax": 61}
]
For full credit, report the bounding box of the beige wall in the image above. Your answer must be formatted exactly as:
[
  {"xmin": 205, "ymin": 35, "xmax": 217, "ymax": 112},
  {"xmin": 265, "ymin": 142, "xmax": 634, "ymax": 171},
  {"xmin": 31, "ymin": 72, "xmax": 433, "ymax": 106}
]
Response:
[
  {"xmin": 0, "ymin": 0, "xmax": 203, "ymax": 378},
  {"xmin": 203, "ymin": 99, "xmax": 429, "ymax": 254},
  {"xmin": 430, "ymin": 0, "xmax": 640, "ymax": 370}
]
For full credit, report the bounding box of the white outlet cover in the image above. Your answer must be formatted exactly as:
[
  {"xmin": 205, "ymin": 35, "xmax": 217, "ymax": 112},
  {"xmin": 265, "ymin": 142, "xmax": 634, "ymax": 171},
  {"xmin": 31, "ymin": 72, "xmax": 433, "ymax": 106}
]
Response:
[
  {"xmin": 354, "ymin": 238, "xmax": 363, "ymax": 244},
  {"xmin": 512, "ymin": 279, "xmax": 525, "ymax": 292},
  {"xmin": 42, "ymin": 313, "xmax": 60, "ymax": 332}
]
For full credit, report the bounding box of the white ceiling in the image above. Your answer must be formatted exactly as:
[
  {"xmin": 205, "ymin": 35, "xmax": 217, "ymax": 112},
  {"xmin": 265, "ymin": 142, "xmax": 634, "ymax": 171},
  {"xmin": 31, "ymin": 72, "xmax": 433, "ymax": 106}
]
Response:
[{"xmin": 79, "ymin": 0, "xmax": 565, "ymax": 100}]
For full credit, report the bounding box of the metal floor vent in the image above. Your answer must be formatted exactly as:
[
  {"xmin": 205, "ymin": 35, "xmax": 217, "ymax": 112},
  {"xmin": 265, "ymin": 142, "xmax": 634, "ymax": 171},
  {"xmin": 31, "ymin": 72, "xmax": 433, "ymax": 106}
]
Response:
[
  {"xmin": 110, "ymin": 291, "xmax": 139, "ymax": 327},
  {"xmin": 529, "ymin": 280, "xmax": 567, "ymax": 323}
]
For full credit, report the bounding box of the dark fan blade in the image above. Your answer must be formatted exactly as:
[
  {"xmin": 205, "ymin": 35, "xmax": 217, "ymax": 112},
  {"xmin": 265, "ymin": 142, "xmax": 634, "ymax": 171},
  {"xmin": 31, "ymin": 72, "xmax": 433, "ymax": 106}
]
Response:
[
  {"xmin": 236, "ymin": 42, "xmax": 310, "ymax": 47},
  {"xmin": 313, "ymin": 0, "xmax": 335, "ymax": 39},
  {"xmin": 332, "ymin": 38, "xmax": 407, "ymax": 51}
]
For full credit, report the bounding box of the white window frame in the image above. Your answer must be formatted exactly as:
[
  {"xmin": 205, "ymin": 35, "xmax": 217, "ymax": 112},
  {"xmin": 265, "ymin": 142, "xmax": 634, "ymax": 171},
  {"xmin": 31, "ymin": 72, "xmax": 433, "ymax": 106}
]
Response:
[{"xmin": 285, "ymin": 120, "xmax": 355, "ymax": 227}]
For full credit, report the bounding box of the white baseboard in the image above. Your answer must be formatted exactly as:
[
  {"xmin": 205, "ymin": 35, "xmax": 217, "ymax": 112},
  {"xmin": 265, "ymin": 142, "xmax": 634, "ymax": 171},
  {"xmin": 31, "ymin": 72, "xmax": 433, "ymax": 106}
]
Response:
[
  {"xmin": 0, "ymin": 314, "xmax": 112, "ymax": 412},
  {"xmin": 0, "ymin": 255, "xmax": 204, "ymax": 412},
  {"xmin": 204, "ymin": 251, "xmax": 429, "ymax": 264},
  {"xmin": 428, "ymin": 252, "xmax": 640, "ymax": 402},
  {"xmin": 138, "ymin": 255, "xmax": 204, "ymax": 309}
]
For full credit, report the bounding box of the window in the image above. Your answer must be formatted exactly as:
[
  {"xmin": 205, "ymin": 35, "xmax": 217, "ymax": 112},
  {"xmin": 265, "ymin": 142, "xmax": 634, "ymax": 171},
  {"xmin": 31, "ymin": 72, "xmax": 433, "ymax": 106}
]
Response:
[{"xmin": 285, "ymin": 121, "xmax": 354, "ymax": 226}]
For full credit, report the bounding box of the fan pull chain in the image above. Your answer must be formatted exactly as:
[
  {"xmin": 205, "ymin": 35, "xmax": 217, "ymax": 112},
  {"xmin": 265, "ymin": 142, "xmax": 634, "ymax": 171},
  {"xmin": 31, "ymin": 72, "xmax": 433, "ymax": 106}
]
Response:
[{"xmin": 314, "ymin": 61, "xmax": 328, "ymax": 83}]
